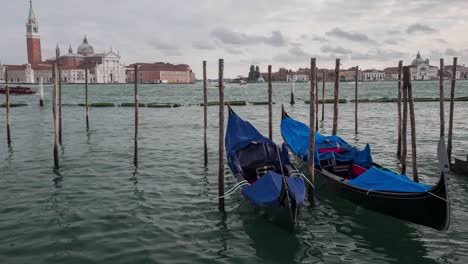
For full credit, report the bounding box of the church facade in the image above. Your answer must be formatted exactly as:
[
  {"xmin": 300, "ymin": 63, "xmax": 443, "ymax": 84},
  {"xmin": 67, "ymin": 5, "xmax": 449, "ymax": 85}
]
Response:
[
  {"xmin": 409, "ymin": 52, "xmax": 439, "ymax": 80},
  {"xmin": 1, "ymin": 1, "xmax": 126, "ymax": 84}
]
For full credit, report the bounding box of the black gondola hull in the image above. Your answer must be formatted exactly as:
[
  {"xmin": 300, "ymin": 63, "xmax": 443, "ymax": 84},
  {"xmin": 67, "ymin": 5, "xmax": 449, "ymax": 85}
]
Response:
[{"xmin": 291, "ymin": 153, "xmax": 450, "ymax": 231}]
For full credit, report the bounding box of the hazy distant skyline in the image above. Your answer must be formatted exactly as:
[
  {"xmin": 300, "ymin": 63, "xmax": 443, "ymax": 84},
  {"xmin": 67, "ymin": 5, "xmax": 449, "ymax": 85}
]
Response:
[{"xmin": 1, "ymin": 0, "xmax": 468, "ymax": 78}]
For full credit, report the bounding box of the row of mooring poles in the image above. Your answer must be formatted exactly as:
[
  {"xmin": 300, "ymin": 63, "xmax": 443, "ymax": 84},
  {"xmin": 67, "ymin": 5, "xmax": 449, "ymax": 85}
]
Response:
[
  {"xmin": 290, "ymin": 73, "xmax": 295, "ymax": 105},
  {"xmin": 321, "ymin": 70, "xmax": 325, "ymax": 121},
  {"xmin": 134, "ymin": 64, "xmax": 139, "ymax": 169},
  {"xmin": 58, "ymin": 67, "xmax": 63, "ymax": 145},
  {"xmin": 332, "ymin": 59, "xmax": 340, "ymax": 135},
  {"xmin": 203, "ymin": 61, "xmax": 208, "ymax": 166},
  {"xmin": 315, "ymin": 67, "xmax": 319, "ymax": 130},
  {"xmin": 85, "ymin": 68, "xmax": 90, "ymax": 130},
  {"xmin": 397, "ymin": 61, "xmax": 403, "ymax": 159},
  {"xmin": 400, "ymin": 66, "xmax": 418, "ymax": 181},
  {"xmin": 39, "ymin": 77, "xmax": 44, "ymax": 106}
]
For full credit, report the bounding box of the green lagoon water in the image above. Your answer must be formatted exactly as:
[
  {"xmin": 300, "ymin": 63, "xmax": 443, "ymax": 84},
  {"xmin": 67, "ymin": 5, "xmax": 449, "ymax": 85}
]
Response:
[{"xmin": 1, "ymin": 81, "xmax": 468, "ymax": 263}]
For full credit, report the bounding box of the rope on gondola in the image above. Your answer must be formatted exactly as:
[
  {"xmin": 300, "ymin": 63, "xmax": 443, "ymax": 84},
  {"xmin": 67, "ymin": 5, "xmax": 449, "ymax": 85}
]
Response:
[{"xmin": 290, "ymin": 170, "xmax": 315, "ymax": 189}]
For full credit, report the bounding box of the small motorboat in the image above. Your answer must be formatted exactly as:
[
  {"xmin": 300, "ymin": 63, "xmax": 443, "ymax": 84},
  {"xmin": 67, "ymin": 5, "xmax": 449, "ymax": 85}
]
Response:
[{"xmin": 0, "ymin": 86, "xmax": 36, "ymax": 95}]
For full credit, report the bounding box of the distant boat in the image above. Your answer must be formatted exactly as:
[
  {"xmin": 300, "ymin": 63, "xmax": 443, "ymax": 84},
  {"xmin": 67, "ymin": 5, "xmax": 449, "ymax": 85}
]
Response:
[
  {"xmin": 0, "ymin": 86, "xmax": 36, "ymax": 95},
  {"xmin": 240, "ymin": 80, "xmax": 247, "ymax": 85}
]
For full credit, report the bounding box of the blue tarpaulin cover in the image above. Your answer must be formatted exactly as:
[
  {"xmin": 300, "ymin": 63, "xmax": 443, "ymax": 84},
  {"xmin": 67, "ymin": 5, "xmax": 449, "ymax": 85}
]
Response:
[
  {"xmin": 242, "ymin": 171, "xmax": 305, "ymax": 207},
  {"xmin": 281, "ymin": 115, "xmax": 431, "ymax": 193},
  {"xmin": 347, "ymin": 168, "xmax": 431, "ymax": 192},
  {"xmin": 226, "ymin": 110, "xmax": 305, "ymax": 207},
  {"xmin": 280, "ymin": 117, "xmax": 373, "ymax": 167}
]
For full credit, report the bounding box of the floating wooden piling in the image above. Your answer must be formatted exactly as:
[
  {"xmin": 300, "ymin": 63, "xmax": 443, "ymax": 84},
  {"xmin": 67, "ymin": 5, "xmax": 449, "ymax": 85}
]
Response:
[
  {"xmin": 448, "ymin": 57, "xmax": 457, "ymax": 168},
  {"xmin": 321, "ymin": 70, "xmax": 325, "ymax": 121},
  {"xmin": 85, "ymin": 68, "xmax": 89, "ymax": 130},
  {"xmin": 290, "ymin": 73, "xmax": 295, "ymax": 105},
  {"xmin": 332, "ymin": 59, "xmax": 340, "ymax": 135},
  {"xmin": 401, "ymin": 66, "xmax": 409, "ymax": 175},
  {"xmin": 268, "ymin": 65, "xmax": 273, "ymax": 140},
  {"xmin": 134, "ymin": 64, "xmax": 139, "ymax": 169},
  {"xmin": 218, "ymin": 59, "xmax": 225, "ymax": 211},
  {"xmin": 309, "ymin": 58, "xmax": 316, "ymax": 204},
  {"xmin": 5, "ymin": 67, "xmax": 11, "ymax": 147},
  {"xmin": 354, "ymin": 66, "xmax": 358, "ymax": 132},
  {"xmin": 315, "ymin": 67, "xmax": 319, "ymax": 130},
  {"xmin": 439, "ymin": 59, "xmax": 445, "ymax": 137},
  {"xmin": 397, "ymin": 61, "xmax": 403, "ymax": 159},
  {"xmin": 52, "ymin": 64, "xmax": 59, "ymax": 170},
  {"xmin": 58, "ymin": 68, "xmax": 63, "ymax": 145},
  {"xmin": 203, "ymin": 61, "xmax": 208, "ymax": 165},
  {"xmin": 39, "ymin": 77, "xmax": 44, "ymax": 106},
  {"xmin": 406, "ymin": 69, "xmax": 419, "ymax": 182}
]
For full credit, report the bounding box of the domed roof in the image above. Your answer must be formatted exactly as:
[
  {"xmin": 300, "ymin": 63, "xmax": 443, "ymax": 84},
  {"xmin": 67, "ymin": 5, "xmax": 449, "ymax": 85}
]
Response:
[
  {"xmin": 412, "ymin": 51, "xmax": 425, "ymax": 66},
  {"xmin": 77, "ymin": 36, "xmax": 94, "ymax": 56}
]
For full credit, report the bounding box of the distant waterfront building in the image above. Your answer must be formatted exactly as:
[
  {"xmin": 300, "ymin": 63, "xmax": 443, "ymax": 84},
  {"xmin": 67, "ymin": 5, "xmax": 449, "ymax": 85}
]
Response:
[
  {"xmin": 383, "ymin": 67, "xmax": 399, "ymax": 80},
  {"xmin": 126, "ymin": 63, "xmax": 195, "ymax": 84},
  {"xmin": 444, "ymin": 64, "xmax": 468, "ymax": 79},
  {"xmin": 362, "ymin": 69, "xmax": 385, "ymax": 81},
  {"xmin": 409, "ymin": 52, "xmax": 438, "ymax": 80},
  {"xmin": 286, "ymin": 68, "xmax": 310, "ymax": 82},
  {"xmin": 3, "ymin": 1, "xmax": 126, "ymax": 84},
  {"xmin": 340, "ymin": 67, "xmax": 362, "ymax": 81}
]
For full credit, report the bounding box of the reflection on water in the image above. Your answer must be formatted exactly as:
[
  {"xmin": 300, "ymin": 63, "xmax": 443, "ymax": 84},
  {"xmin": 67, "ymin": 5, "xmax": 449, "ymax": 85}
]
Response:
[{"xmin": 0, "ymin": 82, "xmax": 467, "ymax": 263}]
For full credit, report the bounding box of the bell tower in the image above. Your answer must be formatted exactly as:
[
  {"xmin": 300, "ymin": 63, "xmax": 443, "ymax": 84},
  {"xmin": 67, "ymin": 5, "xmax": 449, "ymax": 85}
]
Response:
[{"xmin": 26, "ymin": 0, "xmax": 42, "ymax": 64}]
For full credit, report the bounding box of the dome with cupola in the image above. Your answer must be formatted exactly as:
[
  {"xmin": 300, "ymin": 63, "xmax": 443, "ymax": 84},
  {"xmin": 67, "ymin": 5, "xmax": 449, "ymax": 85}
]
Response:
[
  {"xmin": 411, "ymin": 51, "xmax": 428, "ymax": 66},
  {"xmin": 77, "ymin": 35, "xmax": 94, "ymax": 56}
]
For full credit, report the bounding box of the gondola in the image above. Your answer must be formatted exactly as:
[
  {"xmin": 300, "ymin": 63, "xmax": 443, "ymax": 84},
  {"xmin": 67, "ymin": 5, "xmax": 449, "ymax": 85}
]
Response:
[
  {"xmin": 225, "ymin": 107, "xmax": 305, "ymax": 224},
  {"xmin": 280, "ymin": 109, "xmax": 450, "ymax": 230}
]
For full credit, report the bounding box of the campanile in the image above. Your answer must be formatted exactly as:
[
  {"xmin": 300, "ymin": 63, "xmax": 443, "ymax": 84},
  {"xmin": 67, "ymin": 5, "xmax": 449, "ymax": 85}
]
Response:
[{"xmin": 26, "ymin": 0, "xmax": 42, "ymax": 64}]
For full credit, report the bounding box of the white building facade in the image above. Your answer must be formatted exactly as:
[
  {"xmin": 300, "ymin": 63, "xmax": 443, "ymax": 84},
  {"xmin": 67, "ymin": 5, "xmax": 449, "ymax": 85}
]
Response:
[
  {"xmin": 409, "ymin": 52, "xmax": 438, "ymax": 80},
  {"xmin": 362, "ymin": 69, "xmax": 385, "ymax": 81}
]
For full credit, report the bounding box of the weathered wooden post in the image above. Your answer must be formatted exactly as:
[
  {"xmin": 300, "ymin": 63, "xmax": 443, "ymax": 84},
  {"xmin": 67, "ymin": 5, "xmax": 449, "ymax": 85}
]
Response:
[
  {"xmin": 321, "ymin": 70, "xmax": 325, "ymax": 121},
  {"xmin": 406, "ymin": 68, "xmax": 419, "ymax": 182},
  {"xmin": 203, "ymin": 61, "xmax": 208, "ymax": 166},
  {"xmin": 290, "ymin": 73, "xmax": 295, "ymax": 105},
  {"xmin": 134, "ymin": 64, "xmax": 139, "ymax": 169},
  {"xmin": 5, "ymin": 67, "xmax": 11, "ymax": 147},
  {"xmin": 332, "ymin": 59, "xmax": 340, "ymax": 135},
  {"xmin": 218, "ymin": 59, "xmax": 225, "ymax": 211},
  {"xmin": 439, "ymin": 59, "xmax": 445, "ymax": 138},
  {"xmin": 448, "ymin": 57, "xmax": 457, "ymax": 168},
  {"xmin": 58, "ymin": 68, "xmax": 63, "ymax": 145},
  {"xmin": 309, "ymin": 58, "xmax": 317, "ymax": 204},
  {"xmin": 315, "ymin": 67, "xmax": 319, "ymax": 130},
  {"xmin": 397, "ymin": 61, "xmax": 403, "ymax": 159},
  {"xmin": 39, "ymin": 77, "xmax": 44, "ymax": 106},
  {"xmin": 52, "ymin": 64, "xmax": 59, "ymax": 170},
  {"xmin": 401, "ymin": 66, "xmax": 409, "ymax": 175},
  {"xmin": 354, "ymin": 66, "xmax": 358, "ymax": 132},
  {"xmin": 85, "ymin": 68, "xmax": 89, "ymax": 130},
  {"xmin": 268, "ymin": 65, "xmax": 273, "ymax": 140}
]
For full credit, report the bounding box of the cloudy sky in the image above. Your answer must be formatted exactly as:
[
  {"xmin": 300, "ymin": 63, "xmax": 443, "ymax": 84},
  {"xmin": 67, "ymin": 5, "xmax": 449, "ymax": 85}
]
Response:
[{"xmin": 1, "ymin": 0, "xmax": 468, "ymax": 78}]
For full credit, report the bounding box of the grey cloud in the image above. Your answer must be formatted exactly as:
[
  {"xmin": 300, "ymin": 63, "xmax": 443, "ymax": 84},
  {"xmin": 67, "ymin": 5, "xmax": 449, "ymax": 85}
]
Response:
[
  {"xmin": 311, "ymin": 35, "xmax": 328, "ymax": 42},
  {"xmin": 383, "ymin": 39, "xmax": 398, "ymax": 45},
  {"xmin": 192, "ymin": 41, "xmax": 216, "ymax": 50},
  {"xmin": 225, "ymin": 47, "xmax": 243, "ymax": 55},
  {"xmin": 406, "ymin": 23, "xmax": 437, "ymax": 34},
  {"xmin": 320, "ymin": 45, "xmax": 352, "ymax": 54},
  {"xmin": 434, "ymin": 38, "xmax": 448, "ymax": 44},
  {"xmin": 445, "ymin": 48, "xmax": 457, "ymax": 56},
  {"xmin": 211, "ymin": 28, "xmax": 287, "ymax": 47},
  {"xmin": 273, "ymin": 47, "xmax": 336, "ymax": 63},
  {"xmin": 325, "ymin": 28, "xmax": 376, "ymax": 44},
  {"xmin": 148, "ymin": 40, "xmax": 181, "ymax": 56},
  {"xmin": 351, "ymin": 49, "xmax": 407, "ymax": 61}
]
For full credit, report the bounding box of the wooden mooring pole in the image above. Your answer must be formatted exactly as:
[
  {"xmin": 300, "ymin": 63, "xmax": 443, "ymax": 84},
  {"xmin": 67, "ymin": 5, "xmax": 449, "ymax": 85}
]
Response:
[
  {"xmin": 401, "ymin": 66, "xmax": 409, "ymax": 175},
  {"xmin": 354, "ymin": 66, "xmax": 358, "ymax": 132},
  {"xmin": 448, "ymin": 57, "xmax": 457, "ymax": 168},
  {"xmin": 332, "ymin": 59, "xmax": 340, "ymax": 135},
  {"xmin": 39, "ymin": 77, "xmax": 44, "ymax": 106},
  {"xmin": 397, "ymin": 61, "xmax": 403, "ymax": 159},
  {"xmin": 309, "ymin": 58, "xmax": 317, "ymax": 204},
  {"xmin": 5, "ymin": 67, "xmax": 11, "ymax": 147},
  {"xmin": 218, "ymin": 59, "xmax": 225, "ymax": 212},
  {"xmin": 439, "ymin": 59, "xmax": 445, "ymax": 138},
  {"xmin": 290, "ymin": 73, "xmax": 295, "ymax": 105},
  {"xmin": 203, "ymin": 61, "xmax": 208, "ymax": 166},
  {"xmin": 134, "ymin": 64, "xmax": 139, "ymax": 169},
  {"xmin": 407, "ymin": 68, "xmax": 419, "ymax": 182},
  {"xmin": 58, "ymin": 68, "xmax": 63, "ymax": 145},
  {"xmin": 85, "ymin": 68, "xmax": 89, "ymax": 130},
  {"xmin": 315, "ymin": 67, "xmax": 319, "ymax": 130},
  {"xmin": 321, "ymin": 70, "xmax": 325, "ymax": 121},
  {"xmin": 268, "ymin": 65, "xmax": 273, "ymax": 140},
  {"xmin": 52, "ymin": 64, "xmax": 59, "ymax": 170}
]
